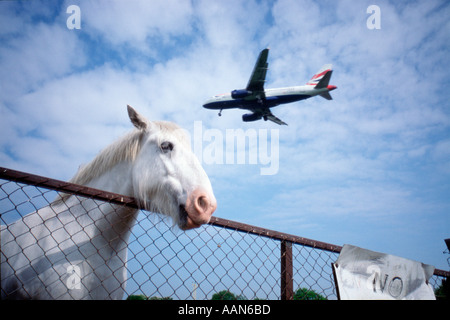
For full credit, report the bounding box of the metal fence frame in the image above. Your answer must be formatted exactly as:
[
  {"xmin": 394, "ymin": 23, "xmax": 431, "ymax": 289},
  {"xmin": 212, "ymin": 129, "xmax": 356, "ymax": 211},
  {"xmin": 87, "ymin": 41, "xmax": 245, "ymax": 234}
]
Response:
[{"xmin": 1, "ymin": 167, "xmax": 448, "ymax": 300}]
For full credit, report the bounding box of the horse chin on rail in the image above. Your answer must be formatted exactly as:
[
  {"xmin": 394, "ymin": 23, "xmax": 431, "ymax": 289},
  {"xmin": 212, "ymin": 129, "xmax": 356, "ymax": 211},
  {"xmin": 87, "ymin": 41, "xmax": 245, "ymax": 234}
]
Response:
[{"xmin": 1, "ymin": 105, "xmax": 217, "ymax": 300}]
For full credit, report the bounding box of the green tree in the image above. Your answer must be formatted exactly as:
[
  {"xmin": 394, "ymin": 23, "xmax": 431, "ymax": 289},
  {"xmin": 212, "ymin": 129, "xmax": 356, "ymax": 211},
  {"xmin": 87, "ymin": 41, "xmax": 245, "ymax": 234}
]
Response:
[
  {"xmin": 126, "ymin": 294, "xmax": 148, "ymax": 300},
  {"xmin": 126, "ymin": 294, "xmax": 173, "ymax": 300},
  {"xmin": 211, "ymin": 290, "xmax": 237, "ymax": 300},
  {"xmin": 293, "ymin": 288, "xmax": 327, "ymax": 300},
  {"xmin": 434, "ymin": 278, "xmax": 449, "ymax": 300},
  {"xmin": 210, "ymin": 290, "xmax": 248, "ymax": 300}
]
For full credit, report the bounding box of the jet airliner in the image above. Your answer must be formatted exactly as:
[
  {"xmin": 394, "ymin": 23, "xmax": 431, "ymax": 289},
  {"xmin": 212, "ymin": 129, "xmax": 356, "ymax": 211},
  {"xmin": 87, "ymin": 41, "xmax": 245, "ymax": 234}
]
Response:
[{"xmin": 203, "ymin": 48, "xmax": 337, "ymax": 125}]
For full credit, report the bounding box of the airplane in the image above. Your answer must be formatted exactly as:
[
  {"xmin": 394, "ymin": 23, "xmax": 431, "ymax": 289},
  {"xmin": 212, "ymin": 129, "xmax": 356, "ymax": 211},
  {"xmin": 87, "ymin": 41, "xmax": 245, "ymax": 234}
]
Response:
[{"xmin": 202, "ymin": 48, "xmax": 337, "ymax": 125}]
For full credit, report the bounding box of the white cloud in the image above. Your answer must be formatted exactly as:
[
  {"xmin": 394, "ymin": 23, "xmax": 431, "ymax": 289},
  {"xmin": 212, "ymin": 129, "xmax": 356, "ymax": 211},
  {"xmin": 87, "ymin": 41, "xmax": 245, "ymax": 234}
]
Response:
[
  {"xmin": 80, "ymin": 0, "xmax": 194, "ymax": 48},
  {"xmin": 0, "ymin": 23, "xmax": 86, "ymax": 100},
  {"xmin": 265, "ymin": 182, "xmax": 417, "ymax": 219},
  {"xmin": 194, "ymin": 0, "xmax": 270, "ymax": 50}
]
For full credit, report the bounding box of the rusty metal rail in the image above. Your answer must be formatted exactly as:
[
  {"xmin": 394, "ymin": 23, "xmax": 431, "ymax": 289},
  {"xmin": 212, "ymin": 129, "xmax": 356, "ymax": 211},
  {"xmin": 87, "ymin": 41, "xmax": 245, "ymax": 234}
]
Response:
[
  {"xmin": 1, "ymin": 167, "xmax": 449, "ymax": 299},
  {"xmin": 0, "ymin": 166, "xmax": 342, "ymax": 253},
  {"xmin": 0, "ymin": 167, "xmax": 138, "ymax": 208}
]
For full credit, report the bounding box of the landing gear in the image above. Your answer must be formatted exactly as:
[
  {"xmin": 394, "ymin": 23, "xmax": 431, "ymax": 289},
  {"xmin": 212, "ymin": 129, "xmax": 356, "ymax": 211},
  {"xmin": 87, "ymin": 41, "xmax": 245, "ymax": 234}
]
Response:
[{"xmin": 218, "ymin": 109, "xmax": 223, "ymax": 117}]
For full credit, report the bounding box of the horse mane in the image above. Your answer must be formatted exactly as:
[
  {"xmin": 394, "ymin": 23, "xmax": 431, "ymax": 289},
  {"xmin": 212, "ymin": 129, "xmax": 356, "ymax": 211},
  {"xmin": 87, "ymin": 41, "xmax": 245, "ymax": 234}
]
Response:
[
  {"xmin": 71, "ymin": 130, "xmax": 144, "ymax": 186},
  {"xmin": 53, "ymin": 120, "xmax": 187, "ymax": 205}
]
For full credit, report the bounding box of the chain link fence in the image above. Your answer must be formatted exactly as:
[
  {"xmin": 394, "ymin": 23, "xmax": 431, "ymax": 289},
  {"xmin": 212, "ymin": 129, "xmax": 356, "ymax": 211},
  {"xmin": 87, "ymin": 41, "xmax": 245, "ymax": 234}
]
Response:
[{"xmin": 1, "ymin": 168, "xmax": 448, "ymax": 300}]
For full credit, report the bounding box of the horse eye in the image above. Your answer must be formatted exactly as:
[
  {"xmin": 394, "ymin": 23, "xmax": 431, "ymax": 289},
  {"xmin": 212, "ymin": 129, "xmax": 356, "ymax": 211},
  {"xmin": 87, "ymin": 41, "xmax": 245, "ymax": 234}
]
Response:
[{"xmin": 160, "ymin": 141, "xmax": 174, "ymax": 152}]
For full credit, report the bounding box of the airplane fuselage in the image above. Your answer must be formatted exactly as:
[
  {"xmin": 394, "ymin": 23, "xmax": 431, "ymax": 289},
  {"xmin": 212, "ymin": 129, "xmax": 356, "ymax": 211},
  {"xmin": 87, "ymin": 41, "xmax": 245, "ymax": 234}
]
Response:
[
  {"xmin": 203, "ymin": 84, "xmax": 336, "ymax": 110},
  {"xmin": 202, "ymin": 48, "xmax": 336, "ymax": 125}
]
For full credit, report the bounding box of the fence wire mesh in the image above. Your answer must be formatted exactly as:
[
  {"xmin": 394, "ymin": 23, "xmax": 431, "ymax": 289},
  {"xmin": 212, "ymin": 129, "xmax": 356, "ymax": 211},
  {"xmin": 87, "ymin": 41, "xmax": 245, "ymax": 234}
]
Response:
[{"xmin": 1, "ymin": 169, "xmax": 448, "ymax": 300}]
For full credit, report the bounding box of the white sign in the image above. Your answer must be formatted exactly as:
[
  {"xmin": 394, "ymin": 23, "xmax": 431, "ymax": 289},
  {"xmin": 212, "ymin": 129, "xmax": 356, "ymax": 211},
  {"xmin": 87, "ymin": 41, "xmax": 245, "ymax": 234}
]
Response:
[{"xmin": 333, "ymin": 244, "xmax": 436, "ymax": 300}]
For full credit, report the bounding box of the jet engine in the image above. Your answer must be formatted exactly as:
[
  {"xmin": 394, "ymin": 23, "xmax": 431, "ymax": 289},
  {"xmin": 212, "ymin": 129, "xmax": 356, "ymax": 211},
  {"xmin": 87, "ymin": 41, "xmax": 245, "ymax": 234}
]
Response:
[
  {"xmin": 231, "ymin": 89, "xmax": 252, "ymax": 99},
  {"xmin": 242, "ymin": 112, "xmax": 262, "ymax": 122}
]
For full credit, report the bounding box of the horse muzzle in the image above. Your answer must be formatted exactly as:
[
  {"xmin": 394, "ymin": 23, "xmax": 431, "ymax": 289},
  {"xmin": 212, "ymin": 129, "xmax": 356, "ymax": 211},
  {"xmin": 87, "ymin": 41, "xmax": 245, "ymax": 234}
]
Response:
[{"xmin": 180, "ymin": 188, "xmax": 217, "ymax": 230}]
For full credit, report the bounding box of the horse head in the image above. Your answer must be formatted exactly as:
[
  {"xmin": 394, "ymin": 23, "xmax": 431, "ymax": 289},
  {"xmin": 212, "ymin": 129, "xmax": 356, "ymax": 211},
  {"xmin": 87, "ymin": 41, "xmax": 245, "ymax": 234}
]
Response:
[{"xmin": 127, "ymin": 105, "xmax": 217, "ymax": 230}]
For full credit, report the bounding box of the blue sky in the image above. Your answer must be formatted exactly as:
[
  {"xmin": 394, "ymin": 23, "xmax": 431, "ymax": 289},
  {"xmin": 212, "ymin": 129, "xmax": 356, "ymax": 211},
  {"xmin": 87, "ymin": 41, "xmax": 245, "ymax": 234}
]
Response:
[{"xmin": 1, "ymin": 0, "xmax": 449, "ymax": 272}]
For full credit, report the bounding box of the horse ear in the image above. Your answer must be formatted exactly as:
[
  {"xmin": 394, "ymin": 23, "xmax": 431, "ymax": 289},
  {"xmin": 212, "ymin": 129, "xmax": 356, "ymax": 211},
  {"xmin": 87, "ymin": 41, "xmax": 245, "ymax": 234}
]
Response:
[{"xmin": 127, "ymin": 105, "xmax": 149, "ymax": 130}]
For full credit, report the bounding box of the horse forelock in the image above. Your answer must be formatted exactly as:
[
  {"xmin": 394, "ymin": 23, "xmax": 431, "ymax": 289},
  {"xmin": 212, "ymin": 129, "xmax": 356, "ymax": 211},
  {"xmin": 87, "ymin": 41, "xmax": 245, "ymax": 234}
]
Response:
[{"xmin": 152, "ymin": 121, "xmax": 190, "ymax": 147}]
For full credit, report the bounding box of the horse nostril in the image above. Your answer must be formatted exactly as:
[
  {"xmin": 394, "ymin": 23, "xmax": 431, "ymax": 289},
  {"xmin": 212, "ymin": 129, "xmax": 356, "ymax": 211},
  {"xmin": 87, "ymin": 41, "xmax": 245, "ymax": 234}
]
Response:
[
  {"xmin": 185, "ymin": 189, "xmax": 217, "ymax": 227},
  {"xmin": 196, "ymin": 195, "xmax": 209, "ymax": 213}
]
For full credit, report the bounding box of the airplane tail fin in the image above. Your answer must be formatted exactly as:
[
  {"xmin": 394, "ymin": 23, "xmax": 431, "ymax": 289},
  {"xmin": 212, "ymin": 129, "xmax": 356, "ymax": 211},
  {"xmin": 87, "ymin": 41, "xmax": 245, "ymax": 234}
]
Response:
[
  {"xmin": 307, "ymin": 64, "xmax": 336, "ymax": 100},
  {"xmin": 306, "ymin": 64, "xmax": 333, "ymax": 88}
]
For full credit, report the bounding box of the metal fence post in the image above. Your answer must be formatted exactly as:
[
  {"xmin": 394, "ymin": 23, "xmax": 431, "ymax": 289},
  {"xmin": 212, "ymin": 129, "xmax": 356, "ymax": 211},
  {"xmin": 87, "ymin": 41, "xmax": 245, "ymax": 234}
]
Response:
[{"xmin": 281, "ymin": 240, "xmax": 293, "ymax": 300}]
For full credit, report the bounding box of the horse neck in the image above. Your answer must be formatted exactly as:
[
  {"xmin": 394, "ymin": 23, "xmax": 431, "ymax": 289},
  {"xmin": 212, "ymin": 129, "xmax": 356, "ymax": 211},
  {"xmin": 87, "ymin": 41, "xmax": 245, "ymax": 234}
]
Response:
[{"xmin": 76, "ymin": 161, "xmax": 139, "ymax": 244}]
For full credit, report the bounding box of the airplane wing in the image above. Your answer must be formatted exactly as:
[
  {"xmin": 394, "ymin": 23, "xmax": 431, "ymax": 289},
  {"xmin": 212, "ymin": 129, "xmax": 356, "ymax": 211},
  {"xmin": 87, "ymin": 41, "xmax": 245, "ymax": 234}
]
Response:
[
  {"xmin": 264, "ymin": 109, "xmax": 288, "ymax": 126},
  {"xmin": 246, "ymin": 48, "xmax": 269, "ymax": 98},
  {"xmin": 247, "ymin": 108, "xmax": 287, "ymax": 125}
]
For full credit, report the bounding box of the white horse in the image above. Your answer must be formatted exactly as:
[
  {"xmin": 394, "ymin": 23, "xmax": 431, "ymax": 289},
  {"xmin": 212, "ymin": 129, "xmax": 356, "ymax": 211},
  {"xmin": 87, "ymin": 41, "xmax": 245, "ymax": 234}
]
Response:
[{"xmin": 1, "ymin": 105, "xmax": 217, "ymax": 299}]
